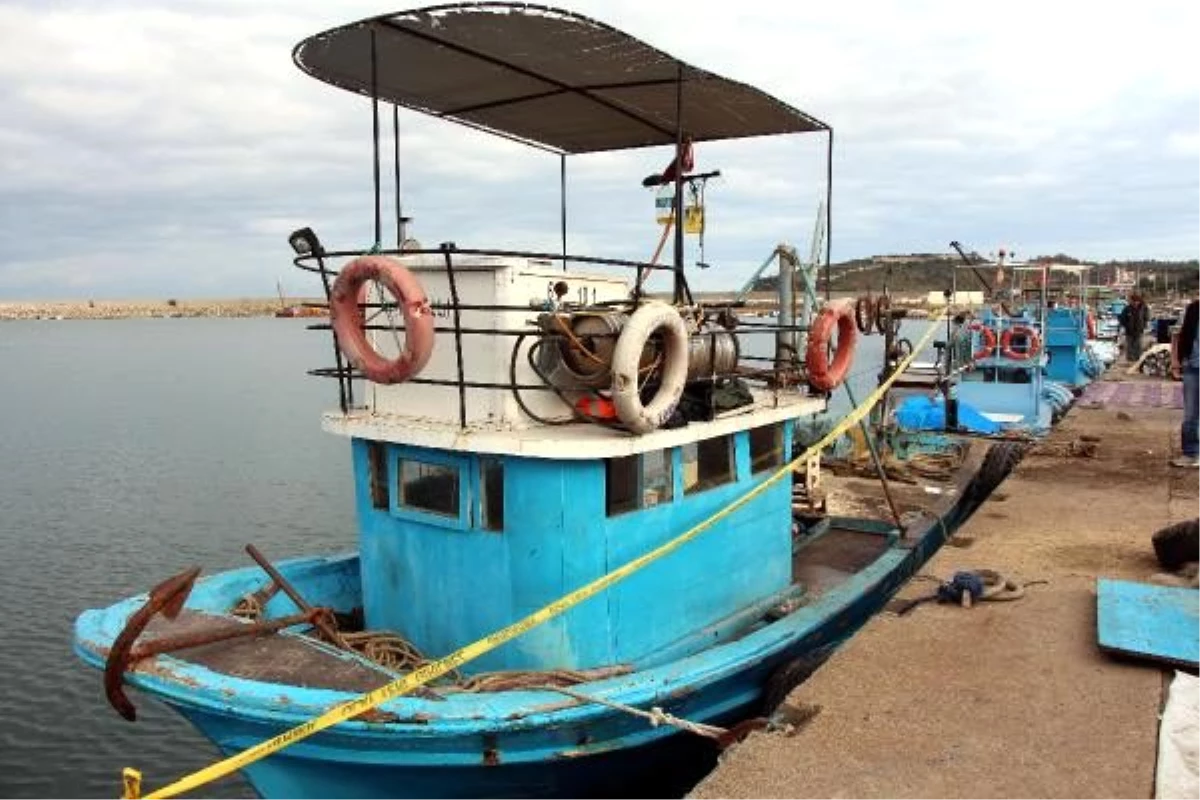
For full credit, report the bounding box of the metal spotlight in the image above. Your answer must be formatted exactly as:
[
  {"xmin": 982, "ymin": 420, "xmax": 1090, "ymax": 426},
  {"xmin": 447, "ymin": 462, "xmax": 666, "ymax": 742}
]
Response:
[{"xmin": 287, "ymin": 227, "xmax": 322, "ymax": 257}]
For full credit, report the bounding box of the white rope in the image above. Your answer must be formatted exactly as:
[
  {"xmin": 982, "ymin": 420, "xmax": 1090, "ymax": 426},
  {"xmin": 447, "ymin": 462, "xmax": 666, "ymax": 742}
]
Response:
[{"xmin": 538, "ymin": 685, "xmax": 727, "ymax": 740}]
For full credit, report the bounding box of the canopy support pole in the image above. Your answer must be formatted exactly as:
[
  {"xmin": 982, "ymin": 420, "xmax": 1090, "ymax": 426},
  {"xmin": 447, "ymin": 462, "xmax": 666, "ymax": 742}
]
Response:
[
  {"xmin": 672, "ymin": 63, "xmax": 685, "ymax": 305},
  {"xmin": 824, "ymin": 130, "xmax": 833, "ymax": 301},
  {"xmin": 370, "ymin": 28, "xmax": 382, "ymax": 249},
  {"xmin": 560, "ymin": 155, "xmax": 567, "ymax": 271},
  {"xmin": 394, "ymin": 106, "xmax": 406, "ymax": 246}
]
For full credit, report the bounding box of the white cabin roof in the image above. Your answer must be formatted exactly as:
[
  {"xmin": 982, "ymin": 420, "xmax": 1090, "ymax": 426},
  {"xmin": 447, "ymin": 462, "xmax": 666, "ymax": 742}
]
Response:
[{"xmin": 323, "ymin": 387, "xmax": 826, "ymax": 458}]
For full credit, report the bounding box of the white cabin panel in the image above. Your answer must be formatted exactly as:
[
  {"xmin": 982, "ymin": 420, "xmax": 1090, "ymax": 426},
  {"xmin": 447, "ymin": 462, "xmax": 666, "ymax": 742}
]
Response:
[{"xmin": 361, "ymin": 254, "xmax": 630, "ymax": 427}]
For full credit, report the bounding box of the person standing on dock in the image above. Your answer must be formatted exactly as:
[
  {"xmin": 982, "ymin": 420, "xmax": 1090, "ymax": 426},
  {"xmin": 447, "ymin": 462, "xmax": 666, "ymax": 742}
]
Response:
[
  {"xmin": 1170, "ymin": 297, "xmax": 1199, "ymax": 468},
  {"xmin": 948, "ymin": 312, "xmax": 974, "ymax": 371},
  {"xmin": 1119, "ymin": 292, "xmax": 1149, "ymax": 362}
]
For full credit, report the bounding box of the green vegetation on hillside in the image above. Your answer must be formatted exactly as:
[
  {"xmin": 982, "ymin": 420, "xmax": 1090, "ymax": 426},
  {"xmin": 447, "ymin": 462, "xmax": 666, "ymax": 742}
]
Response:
[{"xmin": 752, "ymin": 254, "xmax": 1199, "ymax": 296}]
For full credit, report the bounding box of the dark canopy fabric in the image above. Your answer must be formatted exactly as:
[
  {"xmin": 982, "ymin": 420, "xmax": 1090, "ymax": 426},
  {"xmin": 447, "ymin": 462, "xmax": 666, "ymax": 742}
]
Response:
[{"xmin": 293, "ymin": 2, "xmax": 829, "ymax": 154}]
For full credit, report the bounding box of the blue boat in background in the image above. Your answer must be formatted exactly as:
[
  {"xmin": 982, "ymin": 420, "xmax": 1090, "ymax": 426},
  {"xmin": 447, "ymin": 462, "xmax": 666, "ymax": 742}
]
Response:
[
  {"xmin": 891, "ymin": 249, "xmax": 1115, "ymax": 440},
  {"xmin": 74, "ymin": 6, "xmax": 1017, "ymax": 798}
]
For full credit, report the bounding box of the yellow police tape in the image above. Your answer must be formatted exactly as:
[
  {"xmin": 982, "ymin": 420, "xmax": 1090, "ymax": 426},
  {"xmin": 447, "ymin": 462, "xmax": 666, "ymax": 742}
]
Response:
[{"xmin": 129, "ymin": 312, "xmax": 945, "ymax": 799}]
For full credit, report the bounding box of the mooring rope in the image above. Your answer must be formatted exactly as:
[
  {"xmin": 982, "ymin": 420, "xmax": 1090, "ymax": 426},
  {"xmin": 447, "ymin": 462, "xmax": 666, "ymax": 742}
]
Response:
[{"xmin": 535, "ymin": 684, "xmax": 728, "ymax": 741}]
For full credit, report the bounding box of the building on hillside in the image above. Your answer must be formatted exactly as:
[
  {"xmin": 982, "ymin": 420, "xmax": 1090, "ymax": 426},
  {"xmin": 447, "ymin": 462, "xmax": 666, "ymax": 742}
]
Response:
[
  {"xmin": 873, "ymin": 253, "xmax": 956, "ymax": 265},
  {"xmin": 927, "ymin": 290, "xmax": 985, "ymax": 306}
]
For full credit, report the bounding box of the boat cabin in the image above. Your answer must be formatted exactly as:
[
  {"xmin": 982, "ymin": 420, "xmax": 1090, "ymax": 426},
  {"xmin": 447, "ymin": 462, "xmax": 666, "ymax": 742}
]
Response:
[
  {"xmin": 319, "ymin": 253, "xmax": 822, "ymax": 673},
  {"xmin": 283, "ymin": 4, "xmax": 841, "ymax": 675}
]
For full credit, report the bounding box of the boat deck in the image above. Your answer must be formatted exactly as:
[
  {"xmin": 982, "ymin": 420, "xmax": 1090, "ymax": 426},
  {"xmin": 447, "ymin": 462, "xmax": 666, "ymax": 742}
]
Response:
[
  {"xmin": 137, "ymin": 611, "xmax": 396, "ymax": 693},
  {"xmin": 792, "ymin": 528, "xmax": 893, "ymax": 596},
  {"xmin": 691, "ymin": 372, "xmax": 1197, "ymax": 799}
]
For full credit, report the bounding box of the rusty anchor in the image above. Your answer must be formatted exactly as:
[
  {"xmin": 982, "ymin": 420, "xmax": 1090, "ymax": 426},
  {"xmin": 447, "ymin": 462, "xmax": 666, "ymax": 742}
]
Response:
[
  {"xmin": 104, "ymin": 565, "xmax": 330, "ymax": 721},
  {"xmin": 105, "ymin": 567, "xmax": 201, "ymax": 721}
]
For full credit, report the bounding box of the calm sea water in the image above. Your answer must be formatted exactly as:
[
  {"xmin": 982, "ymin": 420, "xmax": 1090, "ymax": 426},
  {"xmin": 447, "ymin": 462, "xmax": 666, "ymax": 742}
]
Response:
[
  {"xmin": 0, "ymin": 318, "xmax": 354, "ymax": 798},
  {"xmin": 0, "ymin": 313, "xmax": 932, "ymax": 798}
]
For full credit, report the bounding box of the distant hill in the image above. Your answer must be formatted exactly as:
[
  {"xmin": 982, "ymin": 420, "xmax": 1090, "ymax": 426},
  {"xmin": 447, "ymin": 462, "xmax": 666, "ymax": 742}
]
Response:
[{"xmin": 752, "ymin": 254, "xmax": 1199, "ymax": 296}]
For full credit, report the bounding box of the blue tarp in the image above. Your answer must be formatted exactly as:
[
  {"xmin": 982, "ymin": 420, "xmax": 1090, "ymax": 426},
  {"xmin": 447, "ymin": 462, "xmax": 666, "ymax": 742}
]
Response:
[
  {"xmin": 1097, "ymin": 578, "xmax": 1199, "ymax": 668},
  {"xmin": 894, "ymin": 395, "xmax": 1003, "ymax": 435}
]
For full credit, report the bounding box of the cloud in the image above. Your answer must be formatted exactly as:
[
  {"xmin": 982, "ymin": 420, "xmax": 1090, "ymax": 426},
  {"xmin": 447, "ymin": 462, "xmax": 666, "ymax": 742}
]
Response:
[{"xmin": 0, "ymin": 0, "xmax": 1196, "ymax": 299}]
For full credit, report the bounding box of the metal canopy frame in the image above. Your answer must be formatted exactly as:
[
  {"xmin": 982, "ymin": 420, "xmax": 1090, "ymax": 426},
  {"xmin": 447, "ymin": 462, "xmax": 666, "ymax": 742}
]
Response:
[
  {"xmin": 292, "ymin": 4, "xmax": 837, "ymax": 420},
  {"xmin": 294, "ymin": 3, "xmax": 835, "ymax": 299},
  {"xmin": 293, "ymin": 2, "xmax": 830, "ymax": 155}
]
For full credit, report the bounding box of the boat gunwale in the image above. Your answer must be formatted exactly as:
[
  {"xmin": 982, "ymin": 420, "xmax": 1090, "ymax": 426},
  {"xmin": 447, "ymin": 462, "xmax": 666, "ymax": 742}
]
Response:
[{"xmin": 73, "ymin": 517, "xmax": 925, "ymax": 743}]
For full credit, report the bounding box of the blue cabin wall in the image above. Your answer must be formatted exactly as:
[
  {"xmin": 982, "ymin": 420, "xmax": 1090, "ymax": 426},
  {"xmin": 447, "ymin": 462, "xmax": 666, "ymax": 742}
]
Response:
[
  {"xmin": 597, "ymin": 432, "xmax": 793, "ymax": 665},
  {"xmin": 1044, "ymin": 307, "xmax": 1088, "ymax": 386},
  {"xmin": 349, "ymin": 425, "xmax": 794, "ymax": 673}
]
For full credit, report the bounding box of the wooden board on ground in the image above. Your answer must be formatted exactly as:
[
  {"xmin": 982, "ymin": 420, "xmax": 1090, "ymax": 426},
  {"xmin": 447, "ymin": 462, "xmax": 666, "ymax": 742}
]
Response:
[{"xmin": 1096, "ymin": 578, "xmax": 1199, "ymax": 668}]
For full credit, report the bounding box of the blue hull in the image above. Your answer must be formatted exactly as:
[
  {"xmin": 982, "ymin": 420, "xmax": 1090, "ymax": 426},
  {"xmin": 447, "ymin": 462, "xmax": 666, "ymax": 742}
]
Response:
[{"xmin": 79, "ymin": 507, "xmax": 964, "ymax": 799}]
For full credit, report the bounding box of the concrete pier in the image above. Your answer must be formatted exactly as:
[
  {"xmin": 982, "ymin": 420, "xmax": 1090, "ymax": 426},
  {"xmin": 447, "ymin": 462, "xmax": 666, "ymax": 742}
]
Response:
[{"xmin": 692, "ymin": 373, "xmax": 1197, "ymax": 798}]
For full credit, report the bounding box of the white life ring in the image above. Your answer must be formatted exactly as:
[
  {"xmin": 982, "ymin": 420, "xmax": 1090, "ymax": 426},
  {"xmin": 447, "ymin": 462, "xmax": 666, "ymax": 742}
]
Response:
[{"xmin": 610, "ymin": 301, "xmax": 689, "ymax": 434}]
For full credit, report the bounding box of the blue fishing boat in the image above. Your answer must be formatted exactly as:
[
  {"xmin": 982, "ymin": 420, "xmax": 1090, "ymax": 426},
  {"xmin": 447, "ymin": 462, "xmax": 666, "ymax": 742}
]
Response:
[
  {"xmin": 74, "ymin": 6, "xmax": 1014, "ymax": 798},
  {"xmin": 890, "ymin": 248, "xmax": 1108, "ymax": 440}
]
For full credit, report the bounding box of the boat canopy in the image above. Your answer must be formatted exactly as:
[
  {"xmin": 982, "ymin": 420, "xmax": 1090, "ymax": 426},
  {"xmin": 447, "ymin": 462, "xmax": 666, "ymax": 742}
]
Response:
[{"xmin": 293, "ymin": 2, "xmax": 829, "ymax": 154}]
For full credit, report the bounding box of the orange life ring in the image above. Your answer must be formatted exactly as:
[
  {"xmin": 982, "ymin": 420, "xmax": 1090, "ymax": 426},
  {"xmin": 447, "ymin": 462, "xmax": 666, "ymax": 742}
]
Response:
[
  {"xmin": 970, "ymin": 322, "xmax": 997, "ymax": 360},
  {"xmin": 854, "ymin": 295, "xmax": 874, "ymax": 334},
  {"xmin": 1000, "ymin": 324, "xmax": 1041, "ymax": 360},
  {"xmin": 1086, "ymin": 311, "xmax": 1097, "ymax": 339},
  {"xmin": 806, "ymin": 304, "xmax": 857, "ymax": 392},
  {"xmin": 330, "ymin": 255, "xmax": 435, "ymax": 384}
]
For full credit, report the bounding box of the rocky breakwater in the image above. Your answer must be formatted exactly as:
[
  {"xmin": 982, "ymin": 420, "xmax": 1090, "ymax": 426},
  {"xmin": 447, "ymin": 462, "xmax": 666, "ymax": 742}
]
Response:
[{"xmin": 0, "ymin": 298, "xmax": 320, "ymax": 321}]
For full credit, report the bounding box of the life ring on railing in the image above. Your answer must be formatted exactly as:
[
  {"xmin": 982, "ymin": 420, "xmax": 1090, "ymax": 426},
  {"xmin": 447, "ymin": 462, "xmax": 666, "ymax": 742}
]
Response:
[
  {"xmin": 610, "ymin": 301, "xmax": 689, "ymax": 434},
  {"xmin": 1000, "ymin": 324, "xmax": 1041, "ymax": 360},
  {"xmin": 1086, "ymin": 311, "xmax": 1097, "ymax": 339},
  {"xmin": 330, "ymin": 255, "xmax": 435, "ymax": 384},
  {"xmin": 854, "ymin": 295, "xmax": 874, "ymax": 334},
  {"xmin": 970, "ymin": 322, "xmax": 997, "ymax": 360},
  {"xmin": 806, "ymin": 304, "xmax": 857, "ymax": 392}
]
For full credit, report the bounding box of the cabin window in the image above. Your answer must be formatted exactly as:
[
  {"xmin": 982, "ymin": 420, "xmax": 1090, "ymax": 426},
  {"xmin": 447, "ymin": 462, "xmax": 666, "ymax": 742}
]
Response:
[
  {"xmin": 398, "ymin": 459, "xmax": 459, "ymax": 518},
  {"xmin": 479, "ymin": 457, "xmax": 504, "ymax": 532},
  {"xmin": 606, "ymin": 450, "xmax": 673, "ymax": 516},
  {"xmin": 749, "ymin": 424, "xmax": 784, "ymax": 474},
  {"xmin": 683, "ymin": 435, "xmax": 734, "ymax": 495}
]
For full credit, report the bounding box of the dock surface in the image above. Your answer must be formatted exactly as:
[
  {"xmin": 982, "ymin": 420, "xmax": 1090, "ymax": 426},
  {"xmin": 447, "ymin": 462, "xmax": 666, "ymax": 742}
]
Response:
[{"xmin": 692, "ymin": 373, "xmax": 1197, "ymax": 799}]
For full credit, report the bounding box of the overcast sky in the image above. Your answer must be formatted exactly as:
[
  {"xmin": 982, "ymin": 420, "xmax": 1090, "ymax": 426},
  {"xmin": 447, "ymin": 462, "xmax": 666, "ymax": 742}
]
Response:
[{"xmin": 1, "ymin": 0, "xmax": 1196, "ymax": 300}]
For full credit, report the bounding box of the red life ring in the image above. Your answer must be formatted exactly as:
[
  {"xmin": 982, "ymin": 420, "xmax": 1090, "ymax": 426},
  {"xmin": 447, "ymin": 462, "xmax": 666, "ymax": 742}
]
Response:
[
  {"xmin": 1000, "ymin": 325, "xmax": 1041, "ymax": 360},
  {"xmin": 806, "ymin": 304, "xmax": 857, "ymax": 392},
  {"xmin": 970, "ymin": 322, "xmax": 997, "ymax": 360},
  {"xmin": 330, "ymin": 255, "xmax": 435, "ymax": 384}
]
